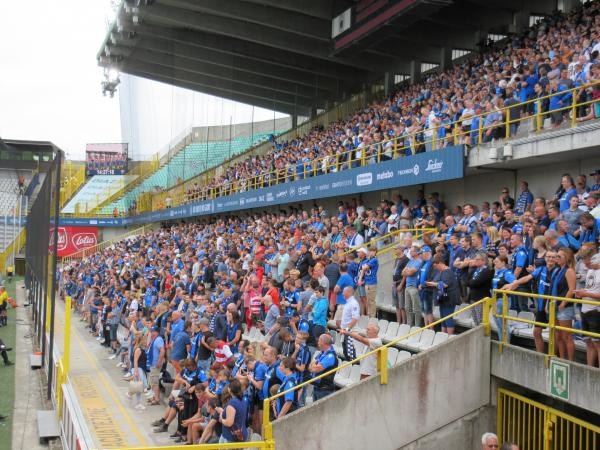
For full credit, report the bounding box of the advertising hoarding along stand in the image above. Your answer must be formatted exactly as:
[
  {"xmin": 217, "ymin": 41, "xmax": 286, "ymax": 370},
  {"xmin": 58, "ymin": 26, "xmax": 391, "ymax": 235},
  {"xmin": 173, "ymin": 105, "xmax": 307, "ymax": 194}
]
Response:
[{"xmin": 62, "ymin": 145, "xmax": 465, "ymax": 227}]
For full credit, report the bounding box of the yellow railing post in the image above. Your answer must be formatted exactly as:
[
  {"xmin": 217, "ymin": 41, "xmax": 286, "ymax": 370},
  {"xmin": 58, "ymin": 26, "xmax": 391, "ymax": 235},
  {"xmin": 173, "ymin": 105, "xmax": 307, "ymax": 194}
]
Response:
[
  {"xmin": 536, "ymin": 100, "xmax": 542, "ymax": 132},
  {"xmin": 571, "ymin": 96, "xmax": 577, "ymax": 127},
  {"xmin": 547, "ymin": 300, "xmax": 556, "ymax": 367},
  {"xmin": 482, "ymin": 296, "xmax": 491, "ymax": 336},
  {"xmin": 378, "ymin": 346, "xmax": 388, "ymax": 385},
  {"xmin": 505, "ymin": 110, "xmax": 510, "ymax": 140},
  {"xmin": 64, "ymin": 295, "xmax": 71, "ymax": 376},
  {"xmin": 262, "ymin": 399, "xmax": 272, "ymax": 441},
  {"xmin": 500, "ymin": 292, "xmax": 508, "ymax": 351}
]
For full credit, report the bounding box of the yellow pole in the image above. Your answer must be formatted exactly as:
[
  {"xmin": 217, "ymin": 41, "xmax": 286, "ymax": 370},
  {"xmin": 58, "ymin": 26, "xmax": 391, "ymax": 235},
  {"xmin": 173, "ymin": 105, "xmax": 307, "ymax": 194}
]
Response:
[
  {"xmin": 262, "ymin": 399, "xmax": 272, "ymax": 440},
  {"xmin": 500, "ymin": 292, "xmax": 508, "ymax": 352},
  {"xmin": 483, "ymin": 297, "xmax": 491, "ymax": 336},
  {"xmin": 64, "ymin": 295, "xmax": 72, "ymax": 375},
  {"xmin": 378, "ymin": 346, "xmax": 388, "ymax": 385},
  {"xmin": 536, "ymin": 100, "xmax": 542, "ymax": 132},
  {"xmin": 547, "ymin": 300, "xmax": 556, "ymax": 367},
  {"xmin": 571, "ymin": 92, "xmax": 577, "ymax": 128}
]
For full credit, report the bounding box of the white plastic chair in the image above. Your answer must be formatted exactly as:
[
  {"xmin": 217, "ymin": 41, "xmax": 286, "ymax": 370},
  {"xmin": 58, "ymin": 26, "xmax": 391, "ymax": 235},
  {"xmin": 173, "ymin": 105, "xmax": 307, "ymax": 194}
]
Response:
[
  {"xmin": 396, "ymin": 350, "xmax": 411, "ymax": 364},
  {"xmin": 411, "ymin": 328, "xmax": 435, "ymax": 352},
  {"xmin": 387, "ymin": 347, "xmax": 399, "ymax": 367},
  {"xmin": 377, "ymin": 319, "xmax": 389, "ymax": 338},
  {"xmin": 383, "ymin": 322, "xmax": 399, "ymax": 343},
  {"xmin": 398, "ymin": 326, "xmax": 422, "ymax": 350}
]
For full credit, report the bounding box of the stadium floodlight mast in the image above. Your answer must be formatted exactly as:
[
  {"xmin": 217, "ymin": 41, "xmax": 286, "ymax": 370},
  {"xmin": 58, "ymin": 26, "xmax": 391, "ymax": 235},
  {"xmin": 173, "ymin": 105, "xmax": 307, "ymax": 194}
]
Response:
[{"xmin": 101, "ymin": 67, "xmax": 120, "ymax": 98}]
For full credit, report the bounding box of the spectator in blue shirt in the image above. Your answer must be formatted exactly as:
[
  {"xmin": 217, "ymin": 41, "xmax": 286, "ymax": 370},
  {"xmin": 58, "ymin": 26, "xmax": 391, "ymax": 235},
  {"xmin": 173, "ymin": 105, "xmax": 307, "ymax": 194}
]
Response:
[
  {"xmin": 558, "ymin": 174, "xmax": 578, "ymax": 213},
  {"xmin": 334, "ymin": 263, "xmax": 354, "ymax": 306},
  {"xmin": 171, "ymin": 320, "xmax": 192, "ymax": 373},
  {"xmin": 275, "ymin": 357, "xmax": 297, "ymax": 418},
  {"xmin": 308, "ymin": 334, "xmax": 338, "ymax": 401},
  {"xmin": 514, "ymin": 181, "xmax": 534, "ymax": 216},
  {"xmin": 402, "ymin": 246, "xmax": 423, "ymax": 327}
]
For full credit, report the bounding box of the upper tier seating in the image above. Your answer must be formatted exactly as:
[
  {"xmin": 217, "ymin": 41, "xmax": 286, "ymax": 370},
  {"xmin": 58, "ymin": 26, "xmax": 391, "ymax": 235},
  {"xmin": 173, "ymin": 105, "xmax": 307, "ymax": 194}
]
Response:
[{"xmin": 100, "ymin": 132, "xmax": 275, "ymax": 214}]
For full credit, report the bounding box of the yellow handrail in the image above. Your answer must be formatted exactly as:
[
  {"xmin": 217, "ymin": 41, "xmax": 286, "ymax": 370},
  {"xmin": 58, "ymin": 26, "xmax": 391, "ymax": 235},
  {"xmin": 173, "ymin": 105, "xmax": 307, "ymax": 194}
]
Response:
[
  {"xmin": 60, "ymin": 163, "xmax": 86, "ymax": 208},
  {"xmin": 340, "ymin": 227, "xmax": 437, "ymax": 257},
  {"xmin": 492, "ymin": 289, "xmax": 600, "ymax": 366},
  {"xmin": 154, "ymin": 80, "xmax": 600, "ymax": 212},
  {"xmin": 261, "ymin": 298, "xmax": 493, "ymax": 440},
  {"xmin": 0, "ymin": 227, "xmax": 26, "ymax": 273}
]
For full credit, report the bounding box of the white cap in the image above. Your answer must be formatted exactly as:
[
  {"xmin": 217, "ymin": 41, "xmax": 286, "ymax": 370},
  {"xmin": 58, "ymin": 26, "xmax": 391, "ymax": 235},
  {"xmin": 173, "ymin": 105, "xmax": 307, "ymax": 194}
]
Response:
[{"xmin": 357, "ymin": 247, "xmax": 368, "ymax": 255}]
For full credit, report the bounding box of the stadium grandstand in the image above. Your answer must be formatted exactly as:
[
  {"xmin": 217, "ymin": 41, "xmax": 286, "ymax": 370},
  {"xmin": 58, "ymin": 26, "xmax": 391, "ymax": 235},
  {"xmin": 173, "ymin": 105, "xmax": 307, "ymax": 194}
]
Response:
[{"xmin": 5, "ymin": 1, "xmax": 600, "ymax": 450}]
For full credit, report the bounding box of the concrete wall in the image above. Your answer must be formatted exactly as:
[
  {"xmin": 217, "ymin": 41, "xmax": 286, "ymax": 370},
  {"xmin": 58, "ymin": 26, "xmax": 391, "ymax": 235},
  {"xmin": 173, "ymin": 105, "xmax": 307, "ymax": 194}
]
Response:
[
  {"xmin": 192, "ymin": 117, "xmax": 292, "ymax": 143},
  {"xmin": 490, "ymin": 341, "xmax": 600, "ymax": 413},
  {"xmin": 272, "ymin": 327, "xmax": 491, "ymax": 450},
  {"xmin": 400, "ymin": 405, "xmax": 495, "ymax": 450}
]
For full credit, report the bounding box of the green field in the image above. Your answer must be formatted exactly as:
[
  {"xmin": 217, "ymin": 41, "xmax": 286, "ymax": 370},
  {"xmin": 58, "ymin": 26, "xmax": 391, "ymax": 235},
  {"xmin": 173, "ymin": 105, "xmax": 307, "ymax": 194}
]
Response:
[{"xmin": 0, "ymin": 277, "xmax": 20, "ymax": 448}]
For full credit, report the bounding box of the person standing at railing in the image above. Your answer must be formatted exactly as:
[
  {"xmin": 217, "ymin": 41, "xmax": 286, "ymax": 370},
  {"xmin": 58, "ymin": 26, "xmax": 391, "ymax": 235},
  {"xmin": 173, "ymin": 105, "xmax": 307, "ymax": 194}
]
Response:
[
  {"xmin": 491, "ymin": 256, "xmax": 516, "ymax": 341},
  {"xmin": 308, "ymin": 334, "xmax": 338, "ymax": 401},
  {"xmin": 573, "ymin": 252, "xmax": 600, "ymax": 368},
  {"xmin": 553, "ymin": 248, "xmax": 577, "ymax": 361},
  {"xmin": 418, "ymin": 246, "xmax": 435, "ymax": 326},
  {"xmin": 403, "ymin": 246, "xmax": 423, "ymax": 327},
  {"xmin": 428, "ymin": 256, "xmax": 461, "ymax": 335},
  {"xmin": 363, "ymin": 246, "xmax": 379, "ymax": 318},
  {"xmin": 392, "ymin": 246, "xmax": 409, "ymax": 325},
  {"xmin": 466, "ymin": 253, "xmax": 493, "ymax": 327},
  {"xmin": 505, "ymin": 251, "xmax": 559, "ymax": 353},
  {"xmin": 510, "ymin": 233, "xmax": 531, "ymax": 313},
  {"xmin": 338, "ymin": 286, "xmax": 360, "ymax": 361}
]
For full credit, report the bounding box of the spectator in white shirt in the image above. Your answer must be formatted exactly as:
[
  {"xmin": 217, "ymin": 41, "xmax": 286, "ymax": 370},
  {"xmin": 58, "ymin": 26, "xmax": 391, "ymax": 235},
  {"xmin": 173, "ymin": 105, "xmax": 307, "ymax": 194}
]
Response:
[{"xmin": 337, "ymin": 286, "xmax": 360, "ymax": 361}]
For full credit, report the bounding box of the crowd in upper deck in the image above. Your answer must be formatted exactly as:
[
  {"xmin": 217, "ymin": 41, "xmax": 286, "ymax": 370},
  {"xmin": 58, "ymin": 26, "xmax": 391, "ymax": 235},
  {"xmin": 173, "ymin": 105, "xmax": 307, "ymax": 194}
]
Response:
[{"xmin": 183, "ymin": 1, "xmax": 600, "ymax": 203}]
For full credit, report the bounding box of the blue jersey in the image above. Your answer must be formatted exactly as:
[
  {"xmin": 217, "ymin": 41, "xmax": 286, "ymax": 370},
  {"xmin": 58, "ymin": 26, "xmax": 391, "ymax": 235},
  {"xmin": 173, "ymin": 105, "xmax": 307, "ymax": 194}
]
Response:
[
  {"xmin": 335, "ymin": 273, "xmax": 354, "ymax": 305},
  {"xmin": 364, "ymin": 257, "xmax": 379, "ymax": 285},
  {"xmin": 294, "ymin": 344, "xmax": 311, "ymax": 383},
  {"xmin": 558, "ymin": 187, "xmax": 577, "ymax": 212},
  {"xmin": 276, "ymin": 375, "xmax": 297, "ymax": 416}
]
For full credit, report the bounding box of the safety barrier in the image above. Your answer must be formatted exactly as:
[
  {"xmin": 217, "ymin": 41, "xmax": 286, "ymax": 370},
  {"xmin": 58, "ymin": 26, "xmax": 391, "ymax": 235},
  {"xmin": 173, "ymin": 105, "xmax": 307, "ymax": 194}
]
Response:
[
  {"xmin": 148, "ymin": 80, "xmax": 600, "ymax": 211},
  {"xmin": 61, "ymin": 225, "xmax": 153, "ymax": 262},
  {"xmin": 340, "ymin": 227, "xmax": 437, "ymax": 258},
  {"xmin": 60, "ymin": 163, "xmax": 86, "ymax": 208},
  {"xmin": 497, "ymin": 388, "xmax": 600, "ymax": 450},
  {"xmin": 492, "ymin": 289, "xmax": 600, "ymax": 365},
  {"xmin": 0, "ymin": 227, "xmax": 26, "ymax": 273},
  {"xmin": 42, "ymin": 295, "xmax": 94, "ymax": 450}
]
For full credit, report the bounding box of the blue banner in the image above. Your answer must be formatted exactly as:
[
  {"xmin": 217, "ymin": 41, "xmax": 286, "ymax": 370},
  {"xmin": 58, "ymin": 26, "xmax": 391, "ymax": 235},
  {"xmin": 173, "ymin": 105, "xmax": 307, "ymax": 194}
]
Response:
[{"xmin": 58, "ymin": 145, "xmax": 464, "ymax": 227}]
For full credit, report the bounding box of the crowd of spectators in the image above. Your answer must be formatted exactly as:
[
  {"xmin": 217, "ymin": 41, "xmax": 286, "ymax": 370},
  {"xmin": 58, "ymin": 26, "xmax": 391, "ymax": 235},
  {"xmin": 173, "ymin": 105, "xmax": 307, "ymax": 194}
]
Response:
[
  {"xmin": 183, "ymin": 1, "xmax": 600, "ymax": 203},
  {"xmin": 59, "ymin": 166, "xmax": 600, "ymax": 443}
]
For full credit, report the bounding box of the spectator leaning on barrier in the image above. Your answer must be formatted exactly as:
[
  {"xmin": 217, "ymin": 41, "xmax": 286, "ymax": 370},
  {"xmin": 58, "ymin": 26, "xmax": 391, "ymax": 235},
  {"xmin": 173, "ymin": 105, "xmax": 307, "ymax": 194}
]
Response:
[{"xmin": 340, "ymin": 323, "xmax": 381, "ymax": 379}]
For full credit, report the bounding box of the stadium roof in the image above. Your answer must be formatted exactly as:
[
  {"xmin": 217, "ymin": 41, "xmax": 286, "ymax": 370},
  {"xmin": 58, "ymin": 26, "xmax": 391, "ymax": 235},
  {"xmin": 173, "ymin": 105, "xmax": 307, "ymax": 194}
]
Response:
[{"xmin": 98, "ymin": 0, "xmax": 556, "ymax": 116}]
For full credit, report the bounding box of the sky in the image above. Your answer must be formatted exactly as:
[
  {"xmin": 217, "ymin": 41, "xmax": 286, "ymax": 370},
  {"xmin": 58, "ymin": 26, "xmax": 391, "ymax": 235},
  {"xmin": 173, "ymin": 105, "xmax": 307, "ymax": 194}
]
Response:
[{"xmin": 0, "ymin": 0, "xmax": 121, "ymax": 160}]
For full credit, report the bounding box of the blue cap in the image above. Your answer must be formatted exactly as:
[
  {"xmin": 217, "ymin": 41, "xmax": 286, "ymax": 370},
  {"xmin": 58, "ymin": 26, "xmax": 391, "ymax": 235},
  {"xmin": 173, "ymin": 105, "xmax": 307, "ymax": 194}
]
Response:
[
  {"xmin": 151, "ymin": 326, "xmax": 160, "ymax": 332},
  {"xmin": 421, "ymin": 246, "xmax": 432, "ymax": 253},
  {"xmin": 298, "ymin": 319, "xmax": 310, "ymax": 334}
]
